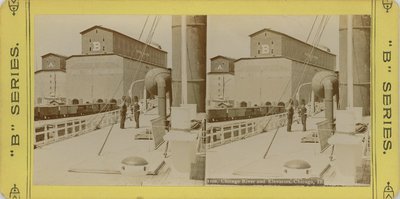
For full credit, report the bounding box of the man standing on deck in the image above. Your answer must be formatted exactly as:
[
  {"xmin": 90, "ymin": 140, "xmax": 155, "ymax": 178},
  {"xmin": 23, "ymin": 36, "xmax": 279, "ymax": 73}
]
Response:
[
  {"xmin": 120, "ymin": 101, "xmax": 127, "ymax": 129},
  {"xmin": 298, "ymin": 99, "xmax": 307, "ymax": 131},
  {"xmin": 133, "ymin": 96, "xmax": 140, "ymax": 129},
  {"xmin": 286, "ymin": 99, "xmax": 294, "ymax": 132}
]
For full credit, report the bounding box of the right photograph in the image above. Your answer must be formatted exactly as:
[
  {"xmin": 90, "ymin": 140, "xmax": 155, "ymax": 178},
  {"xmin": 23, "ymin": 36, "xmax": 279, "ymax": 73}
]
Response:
[{"xmin": 205, "ymin": 15, "xmax": 371, "ymax": 186}]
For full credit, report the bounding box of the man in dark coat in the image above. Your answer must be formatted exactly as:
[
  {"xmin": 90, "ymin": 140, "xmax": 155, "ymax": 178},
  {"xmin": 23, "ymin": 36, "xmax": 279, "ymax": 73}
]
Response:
[
  {"xmin": 120, "ymin": 102, "xmax": 127, "ymax": 129},
  {"xmin": 286, "ymin": 99, "xmax": 294, "ymax": 132},
  {"xmin": 133, "ymin": 98, "xmax": 140, "ymax": 129},
  {"xmin": 299, "ymin": 99, "xmax": 307, "ymax": 131}
]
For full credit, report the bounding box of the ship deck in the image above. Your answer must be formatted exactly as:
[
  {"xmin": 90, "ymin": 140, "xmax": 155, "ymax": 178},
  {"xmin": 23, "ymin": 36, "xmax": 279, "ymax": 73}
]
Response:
[
  {"xmin": 206, "ymin": 111, "xmax": 371, "ymax": 186},
  {"xmin": 34, "ymin": 109, "xmax": 203, "ymax": 186}
]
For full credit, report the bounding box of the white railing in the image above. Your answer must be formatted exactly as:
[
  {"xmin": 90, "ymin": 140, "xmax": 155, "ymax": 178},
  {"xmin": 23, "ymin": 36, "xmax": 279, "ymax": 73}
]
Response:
[
  {"xmin": 206, "ymin": 112, "xmax": 298, "ymax": 149},
  {"xmin": 34, "ymin": 110, "xmax": 120, "ymax": 147}
]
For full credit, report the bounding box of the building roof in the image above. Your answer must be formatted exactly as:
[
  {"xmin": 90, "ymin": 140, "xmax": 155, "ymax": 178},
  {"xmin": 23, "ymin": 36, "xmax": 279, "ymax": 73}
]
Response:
[
  {"xmin": 66, "ymin": 53, "xmax": 167, "ymax": 69},
  {"xmin": 234, "ymin": 56, "xmax": 286, "ymax": 63},
  {"xmin": 41, "ymin": 53, "xmax": 68, "ymax": 59},
  {"xmin": 34, "ymin": 69, "xmax": 66, "ymax": 74},
  {"xmin": 249, "ymin": 28, "xmax": 336, "ymax": 56},
  {"xmin": 210, "ymin": 55, "xmax": 236, "ymax": 61},
  {"xmin": 249, "ymin": 28, "xmax": 272, "ymax": 37},
  {"xmin": 80, "ymin": 25, "xmax": 167, "ymax": 53},
  {"xmin": 208, "ymin": 71, "xmax": 234, "ymax": 75}
]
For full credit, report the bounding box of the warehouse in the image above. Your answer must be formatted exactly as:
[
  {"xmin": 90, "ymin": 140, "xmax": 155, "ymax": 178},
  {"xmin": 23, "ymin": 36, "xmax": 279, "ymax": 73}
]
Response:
[
  {"xmin": 233, "ymin": 57, "xmax": 327, "ymax": 107},
  {"xmin": 34, "ymin": 53, "xmax": 67, "ymax": 105},
  {"xmin": 207, "ymin": 55, "xmax": 235, "ymax": 107},
  {"xmin": 66, "ymin": 53, "xmax": 165, "ymax": 104},
  {"xmin": 233, "ymin": 29, "xmax": 335, "ymax": 107},
  {"xmin": 65, "ymin": 26, "xmax": 168, "ymax": 104},
  {"xmin": 80, "ymin": 26, "xmax": 167, "ymax": 67},
  {"xmin": 207, "ymin": 28, "xmax": 336, "ymax": 108},
  {"xmin": 35, "ymin": 25, "xmax": 168, "ymax": 105}
]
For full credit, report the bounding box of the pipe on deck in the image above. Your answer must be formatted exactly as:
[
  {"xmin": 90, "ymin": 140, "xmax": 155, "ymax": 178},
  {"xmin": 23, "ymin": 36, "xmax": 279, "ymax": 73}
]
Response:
[
  {"xmin": 145, "ymin": 68, "xmax": 171, "ymax": 120},
  {"xmin": 323, "ymin": 80, "xmax": 334, "ymax": 127},
  {"xmin": 156, "ymin": 77, "xmax": 167, "ymax": 118},
  {"xmin": 312, "ymin": 71, "xmax": 338, "ymax": 129},
  {"xmin": 129, "ymin": 79, "xmax": 145, "ymax": 102}
]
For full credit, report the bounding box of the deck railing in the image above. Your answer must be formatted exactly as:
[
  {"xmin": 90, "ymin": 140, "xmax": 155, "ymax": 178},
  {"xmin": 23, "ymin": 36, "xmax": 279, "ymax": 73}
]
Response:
[
  {"xmin": 34, "ymin": 110, "xmax": 120, "ymax": 147},
  {"xmin": 206, "ymin": 112, "xmax": 299, "ymax": 149}
]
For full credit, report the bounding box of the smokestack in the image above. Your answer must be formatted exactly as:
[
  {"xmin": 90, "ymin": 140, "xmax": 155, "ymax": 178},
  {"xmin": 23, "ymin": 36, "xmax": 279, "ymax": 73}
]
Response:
[
  {"xmin": 339, "ymin": 15, "xmax": 370, "ymax": 115},
  {"xmin": 172, "ymin": 15, "xmax": 207, "ymax": 112}
]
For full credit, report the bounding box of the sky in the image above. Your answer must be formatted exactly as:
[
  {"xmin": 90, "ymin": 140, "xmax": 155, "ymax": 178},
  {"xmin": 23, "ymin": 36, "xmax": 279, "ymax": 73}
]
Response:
[{"xmin": 34, "ymin": 15, "xmax": 339, "ymax": 71}]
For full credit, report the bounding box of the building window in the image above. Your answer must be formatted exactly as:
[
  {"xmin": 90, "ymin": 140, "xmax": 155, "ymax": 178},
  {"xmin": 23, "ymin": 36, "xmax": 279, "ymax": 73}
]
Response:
[
  {"xmin": 103, "ymin": 38, "xmax": 105, "ymax": 41},
  {"xmin": 103, "ymin": 46, "xmax": 105, "ymax": 51},
  {"xmin": 278, "ymin": 102, "xmax": 285, "ymax": 107},
  {"xmin": 89, "ymin": 47, "xmax": 91, "ymax": 51},
  {"xmin": 271, "ymin": 49, "xmax": 274, "ymax": 54},
  {"xmin": 89, "ymin": 39, "xmax": 91, "ymax": 42},
  {"xmin": 258, "ymin": 50, "xmax": 260, "ymax": 54},
  {"xmin": 271, "ymin": 41, "xmax": 274, "ymax": 44},
  {"xmin": 72, "ymin": 99, "xmax": 79, "ymax": 104},
  {"xmin": 257, "ymin": 42, "xmax": 260, "ymax": 45},
  {"xmin": 96, "ymin": 29, "xmax": 98, "ymax": 33}
]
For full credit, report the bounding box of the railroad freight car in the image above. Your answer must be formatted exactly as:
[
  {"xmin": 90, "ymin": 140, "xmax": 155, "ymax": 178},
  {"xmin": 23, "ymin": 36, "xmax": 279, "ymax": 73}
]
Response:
[
  {"xmin": 207, "ymin": 105, "xmax": 285, "ymax": 123},
  {"xmin": 208, "ymin": 109, "xmax": 228, "ymax": 122},
  {"xmin": 35, "ymin": 106, "xmax": 59, "ymax": 120},
  {"xmin": 34, "ymin": 103, "xmax": 119, "ymax": 121},
  {"xmin": 67, "ymin": 105, "xmax": 79, "ymax": 116}
]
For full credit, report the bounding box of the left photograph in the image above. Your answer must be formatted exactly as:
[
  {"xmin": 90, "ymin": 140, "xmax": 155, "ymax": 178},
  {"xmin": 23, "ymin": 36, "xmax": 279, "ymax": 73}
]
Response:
[{"xmin": 33, "ymin": 15, "xmax": 207, "ymax": 186}]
